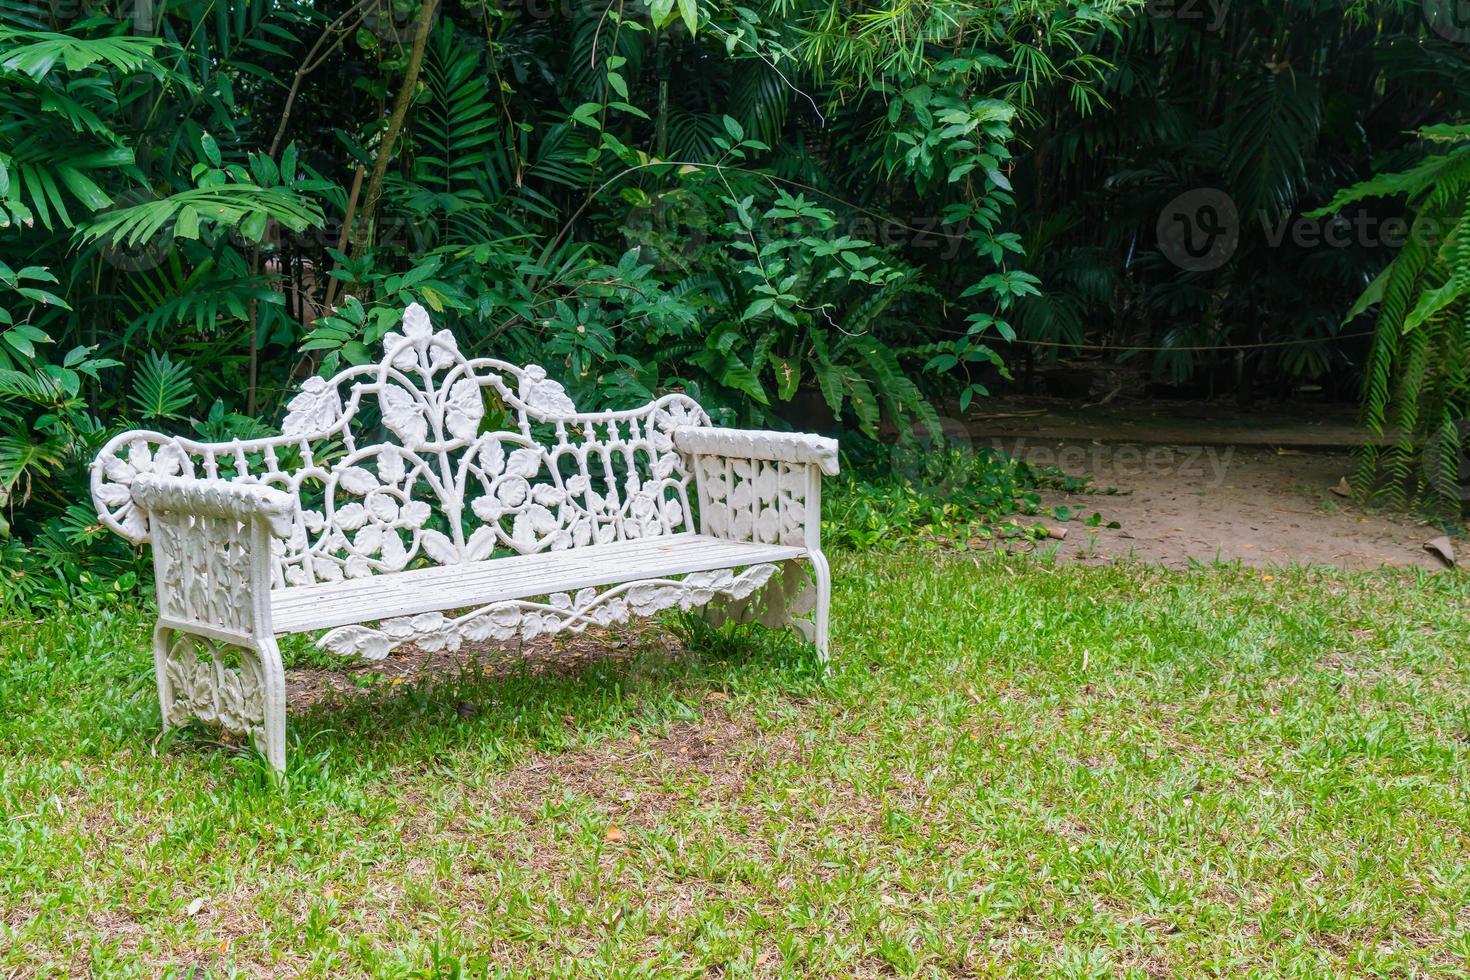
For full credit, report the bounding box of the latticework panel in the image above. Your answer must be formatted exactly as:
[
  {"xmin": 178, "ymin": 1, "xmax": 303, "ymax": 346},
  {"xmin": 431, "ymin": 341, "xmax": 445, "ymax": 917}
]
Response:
[{"xmin": 93, "ymin": 304, "xmax": 713, "ymax": 587}]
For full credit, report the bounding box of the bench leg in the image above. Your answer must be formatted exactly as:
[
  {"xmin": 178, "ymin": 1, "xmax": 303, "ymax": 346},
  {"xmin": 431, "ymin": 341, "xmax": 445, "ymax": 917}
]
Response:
[
  {"xmin": 808, "ymin": 551, "xmax": 832, "ymax": 666},
  {"xmin": 152, "ymin": 622, "xmax": 176, "ymax": 736},
  {"xmin": 152, "ymin": 622, "xmax": 288, "ymax": 773},
  {"xmin": 253, "ymin": 637, "xmax": 289, "ymax": 774}
]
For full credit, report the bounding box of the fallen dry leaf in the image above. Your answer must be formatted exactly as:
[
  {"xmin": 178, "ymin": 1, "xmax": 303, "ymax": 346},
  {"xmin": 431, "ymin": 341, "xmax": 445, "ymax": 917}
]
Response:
[
  {"xmin": 1424, "ymin": 536, "xmax": 1457, "ymax": 568},
  {"xmin": 605, "ymin": 826, "xmax": 625, "ymax": 843}
]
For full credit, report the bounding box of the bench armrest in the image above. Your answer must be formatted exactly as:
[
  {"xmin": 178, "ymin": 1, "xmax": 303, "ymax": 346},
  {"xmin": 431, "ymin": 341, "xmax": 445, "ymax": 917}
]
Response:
[
  {"xmin": 133, "ymin": 476, "xmax": 295, "ymax": 639},
  {"xmin": 132, "ymin": 475, "xmax": 296, "ymax": 538},
  {"xmin": 671, "ymin": 427, "xmax": 839, "ymax": 476},
  {"xmin": 674, "ymin": 427, "xmax": 835, "ymax": 549}
]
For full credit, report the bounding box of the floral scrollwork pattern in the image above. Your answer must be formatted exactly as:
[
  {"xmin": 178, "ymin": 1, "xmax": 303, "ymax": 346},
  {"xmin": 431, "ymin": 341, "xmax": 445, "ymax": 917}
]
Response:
[
  {"xmin": 158, "ymin": 631, "xmax": 271, "ymax": 750},
  {"xmin": 90, "ymin": 302, "xmax": 715, "ymax": 584},
  {"xmin": 316, "ymin": 564, "xmax": 781, "ymax": 660}
]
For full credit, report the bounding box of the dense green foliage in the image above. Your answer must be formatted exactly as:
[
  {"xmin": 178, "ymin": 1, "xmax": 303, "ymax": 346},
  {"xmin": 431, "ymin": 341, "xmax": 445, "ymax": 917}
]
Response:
[
  {"xmin": 4, "ymin": 0, "xmax": 1470, "ymax": 600},
  {"xmin": 1004, "ymin": 0, "xmax": 1470, "ymax": 393},
  {"xmin": 0, "ymin": 0, "xmax": 1146, "ymax": 600},
  {"xmin": 992, "ymin": 0, "xmax": 1470, "ymax": 510},
  {"xmin": 824, "ymin": 443, "xmax": 1095, "ymax": 550},
  {"xmin": 1310, "ymin": 125, "xmax": 1470, "ymax": 512}
]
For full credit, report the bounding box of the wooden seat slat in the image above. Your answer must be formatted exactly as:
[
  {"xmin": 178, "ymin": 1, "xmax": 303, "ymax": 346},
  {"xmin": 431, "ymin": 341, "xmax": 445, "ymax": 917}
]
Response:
[{"xmin": 271, "ymin": 534, "xmax": 805, "ymax": 633}]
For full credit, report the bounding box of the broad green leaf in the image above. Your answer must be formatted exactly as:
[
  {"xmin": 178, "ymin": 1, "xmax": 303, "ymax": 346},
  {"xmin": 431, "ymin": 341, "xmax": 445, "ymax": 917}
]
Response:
[
  {"xmin": 678, "ymin": 0, "xmax": 699, "ymax": 34},
  {"xmin": 175, "ymin": 206, "xmax": 200, "ymax": 240},
  {"xmin": 57, "ymin": 168, "xmax": 111, "ymax": 212},
  {"xmin": 1403, "ymin": 282, "xmax": 1459, "ymax": 334}
]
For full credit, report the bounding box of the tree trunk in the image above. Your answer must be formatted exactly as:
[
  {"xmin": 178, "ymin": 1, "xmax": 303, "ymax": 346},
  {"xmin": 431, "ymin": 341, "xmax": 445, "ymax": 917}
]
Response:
[{"xmin": 350, "ymin": 0, "xmax": 440, "ymax": 259}]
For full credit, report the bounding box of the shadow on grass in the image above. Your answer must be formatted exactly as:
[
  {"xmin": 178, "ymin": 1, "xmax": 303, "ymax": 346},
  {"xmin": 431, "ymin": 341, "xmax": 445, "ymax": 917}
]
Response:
[{"xmin": 161, "ymin": 614, "xmax": 824, "ymax": 787}]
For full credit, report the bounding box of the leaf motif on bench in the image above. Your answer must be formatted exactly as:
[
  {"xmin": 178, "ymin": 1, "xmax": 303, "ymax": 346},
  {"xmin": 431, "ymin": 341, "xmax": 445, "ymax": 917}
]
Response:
[
  {"xmin": 375, "ymin": 377, "xmax": 485, "ymax": 450},
  {"xmin": 518, "ymin": 364, "xmax": 576, "ymax": 417},
  {"xmin": 93, "ymin": 436, "xmax": 194, "ymax": 540},
  {"xmin": 316, "ymin": 563, "xmax": 780, "ymax": 660},
  {"xmin": 443, "ymin": 379, "xmax": 485, "ymax": 439},
  {"xmin": 705, "ymin": 560, "xmax": 819, "ymax": 643},
  {"xmin": 161, "ymin": 631, "xmax": 268, "ymax": 746},
  {"xmin": 282, "ymin": 376, "xmax": 343, "ymax": 437},
  {"xmin": 380, "ymin": 385, "xmax": 430, "ymax": 448},
  {"xmin": 698, "ymin": 456, "xmax": 809, "ymax": 545},
  {"xmin": 384, "ymin": 302, "xmax": 457, "ymax": 372},
  {"xmin": 282, "ymin": 445, "xmax": 437, "ymax": 584},
  {"xmin": 465, "ymin": 436, "xmax": 574, "ymax": 554}
]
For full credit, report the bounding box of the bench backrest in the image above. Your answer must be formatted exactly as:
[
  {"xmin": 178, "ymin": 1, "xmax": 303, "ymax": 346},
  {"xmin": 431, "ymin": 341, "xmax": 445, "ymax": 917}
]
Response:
[{"xmin": 92, "ymin": 304, "xmax": 711, "ymax": 588}]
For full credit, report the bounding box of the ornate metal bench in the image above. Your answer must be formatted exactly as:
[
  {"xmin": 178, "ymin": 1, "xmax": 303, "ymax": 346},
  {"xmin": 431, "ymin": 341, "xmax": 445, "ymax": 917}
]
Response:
[{"xmin": 91, "ymin": 304, "xmax": 837, "ymax": 771}]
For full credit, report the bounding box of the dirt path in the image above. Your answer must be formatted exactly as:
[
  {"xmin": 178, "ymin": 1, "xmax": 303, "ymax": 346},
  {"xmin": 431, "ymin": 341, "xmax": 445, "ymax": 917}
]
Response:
[{"xmin": 969, "ymin": 427, "xmax": 1459, "ymax": 571}]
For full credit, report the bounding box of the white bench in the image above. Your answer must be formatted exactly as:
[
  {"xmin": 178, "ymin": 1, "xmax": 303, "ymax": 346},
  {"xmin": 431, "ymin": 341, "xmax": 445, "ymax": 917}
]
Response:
[{"xmin": 91, "ymin": 304, "xmax": 837, "ymax": 771}]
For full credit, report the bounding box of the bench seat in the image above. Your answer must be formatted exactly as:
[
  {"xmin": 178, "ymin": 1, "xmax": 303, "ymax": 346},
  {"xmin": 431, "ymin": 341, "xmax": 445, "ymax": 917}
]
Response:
[{"xmin": 270, "ymin": 533, "xmax": 807, "ymax": 634}]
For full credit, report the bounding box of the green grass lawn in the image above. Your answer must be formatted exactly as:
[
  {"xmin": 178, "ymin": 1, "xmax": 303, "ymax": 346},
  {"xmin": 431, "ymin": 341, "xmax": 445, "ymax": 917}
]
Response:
[{"xmin": 3, "ymin": 551, "xmax": 1469, "ymax": 977}]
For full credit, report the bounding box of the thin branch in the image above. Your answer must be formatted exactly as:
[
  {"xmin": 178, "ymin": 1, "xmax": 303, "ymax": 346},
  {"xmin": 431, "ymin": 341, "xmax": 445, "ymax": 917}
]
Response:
[
  {"xmin": 268, "ymin": 0, "xmax": 380, "ymax": 158},
  {"xmin": 702, "ymin": 20, "xmax": 825, "ymax": 126}
]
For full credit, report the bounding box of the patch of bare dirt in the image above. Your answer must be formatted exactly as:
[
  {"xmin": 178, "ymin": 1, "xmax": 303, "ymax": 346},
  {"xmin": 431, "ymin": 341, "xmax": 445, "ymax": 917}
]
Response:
[
  {"xmin": 285, "ymin": 622, "xmax": 684, "ymax": 713},
  {"xmin": 995, "ymin": 442, "xmax": 1456, "ymax": 571},
  {"xmin": 960, "ymin": 398, "xmax": 1461, "ymax": 570}
]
